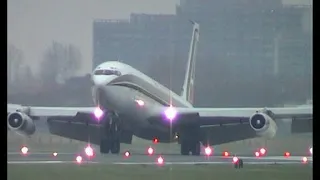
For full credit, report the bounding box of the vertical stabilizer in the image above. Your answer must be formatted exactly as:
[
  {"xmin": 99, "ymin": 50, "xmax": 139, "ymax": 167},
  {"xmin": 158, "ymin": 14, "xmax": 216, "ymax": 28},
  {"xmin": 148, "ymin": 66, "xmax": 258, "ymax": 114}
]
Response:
[{"xmin": 180, "ymin": 21, "xmax": 200, "ymax": 105}]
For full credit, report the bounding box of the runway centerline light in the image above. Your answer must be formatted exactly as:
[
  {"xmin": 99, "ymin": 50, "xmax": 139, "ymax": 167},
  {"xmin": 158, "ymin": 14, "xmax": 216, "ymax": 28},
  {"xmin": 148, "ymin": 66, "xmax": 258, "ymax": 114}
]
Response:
[
  {"xmin": 147, "ymin": 147, "xmax": 154, "ymax": 155},
  {"xmin": 76, "ymin": 155, "xmax": 83, "ymax": 164},
  {"xmin": 205, "ymin": 146, "xmax": 212, "ymax": 156},
  {"xmin": 157, "ymin": 156, "xmax": 164, "ymax": 165},
  {"xmin": 53, "ymin": 152, "xmax": 58, "ymax": 157},
  {"xmin": 21, "ymin": 146, "xmax": 28, "ymax": 155}
]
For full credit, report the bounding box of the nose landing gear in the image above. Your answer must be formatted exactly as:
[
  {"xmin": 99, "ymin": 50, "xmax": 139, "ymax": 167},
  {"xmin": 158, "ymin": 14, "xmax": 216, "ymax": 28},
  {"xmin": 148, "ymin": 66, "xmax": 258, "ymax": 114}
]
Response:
[{"xmin": 100, "ymin": 111, "xmax": 121, "ymax": 154}]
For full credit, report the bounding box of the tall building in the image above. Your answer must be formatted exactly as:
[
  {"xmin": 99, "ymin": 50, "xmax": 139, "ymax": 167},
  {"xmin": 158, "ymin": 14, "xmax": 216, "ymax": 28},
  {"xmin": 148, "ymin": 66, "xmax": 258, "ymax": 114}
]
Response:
[
  {"xmin": 93, "ymin": 14, "xmax": 176, "ymax": 71},
  {"xmin": 93, "ymin": 0, "xmax": 312, "ymax": 106}
]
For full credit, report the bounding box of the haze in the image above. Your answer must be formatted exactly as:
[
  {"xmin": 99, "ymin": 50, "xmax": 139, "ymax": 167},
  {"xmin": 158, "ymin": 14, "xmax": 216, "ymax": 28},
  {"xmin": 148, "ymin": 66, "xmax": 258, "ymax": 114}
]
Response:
[{"xmin": 7, "ymin": 0, "xmax": 311, "ymax": 75}]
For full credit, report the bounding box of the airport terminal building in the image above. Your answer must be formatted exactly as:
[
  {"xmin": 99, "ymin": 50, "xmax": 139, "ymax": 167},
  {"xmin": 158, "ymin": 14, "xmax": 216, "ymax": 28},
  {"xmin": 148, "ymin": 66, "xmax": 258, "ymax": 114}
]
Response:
[{"xmin": 93, "ymin": 0, "xmax": 312, "ymax": 107}]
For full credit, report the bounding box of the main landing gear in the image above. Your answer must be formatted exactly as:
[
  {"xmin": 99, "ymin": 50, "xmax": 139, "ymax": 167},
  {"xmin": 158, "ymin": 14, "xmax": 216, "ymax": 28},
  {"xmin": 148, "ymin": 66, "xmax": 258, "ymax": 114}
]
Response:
[
  {"xmin": 179, "ymin": 124, "xmax": 201, "ymax": 156},
  {"xmin": 100, "ymin": 111, "xmax": 121, "ymax": 154}
]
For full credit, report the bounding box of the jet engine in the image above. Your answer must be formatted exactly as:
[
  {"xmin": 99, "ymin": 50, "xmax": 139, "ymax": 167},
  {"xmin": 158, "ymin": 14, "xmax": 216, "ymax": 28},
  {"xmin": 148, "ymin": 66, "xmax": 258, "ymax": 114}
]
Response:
[
  {"xmin": 249, "ymin": 112, "xmax": 277, "ymax": 139},
  {"xmin": 7, "ymin": 112, "xmax": 35, "ymax": 136}
]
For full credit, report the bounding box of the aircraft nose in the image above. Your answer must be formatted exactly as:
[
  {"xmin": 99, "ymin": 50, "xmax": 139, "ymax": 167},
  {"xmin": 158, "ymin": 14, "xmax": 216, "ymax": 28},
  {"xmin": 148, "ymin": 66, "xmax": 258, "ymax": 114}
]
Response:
[
  {"xmin": 92, "ymin": 75, "xmax": 117, "ymax": 86},
  {"xmin": 95, "ymin": 86, "xmax": 117, "ymax": 110},
  {"xmin": 92, "ymin": 76, "xmax": 109, "ymax": 86}
]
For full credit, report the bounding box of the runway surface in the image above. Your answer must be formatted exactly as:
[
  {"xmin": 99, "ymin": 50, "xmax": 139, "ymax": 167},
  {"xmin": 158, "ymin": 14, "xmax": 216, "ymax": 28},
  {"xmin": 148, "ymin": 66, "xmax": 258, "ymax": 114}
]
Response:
[{"xmin": 7, "ymin": 151, "xmax": 313, "ymax": 165}]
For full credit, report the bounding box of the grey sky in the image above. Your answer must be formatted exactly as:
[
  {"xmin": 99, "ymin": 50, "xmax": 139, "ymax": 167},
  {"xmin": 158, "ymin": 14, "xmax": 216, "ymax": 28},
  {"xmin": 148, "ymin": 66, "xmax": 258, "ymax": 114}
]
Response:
[
  {"xmin": 8, "ymin": 0, "xmax": 178, "ymax": 75},
  {"xmin": 8, "ymin": 0, "xmax": 311, "ymax": 75}
]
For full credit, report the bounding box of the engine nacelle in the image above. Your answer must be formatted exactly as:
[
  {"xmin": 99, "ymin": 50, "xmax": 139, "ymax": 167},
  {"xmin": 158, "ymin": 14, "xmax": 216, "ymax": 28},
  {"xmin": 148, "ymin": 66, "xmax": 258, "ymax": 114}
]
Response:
[
  {"xmin": 7, "ymin": 112, "xmax": 36, "ymax": 136},
  {"xmin": 249, "ymin": 112, "xmax": 277, "ymax": 139}
]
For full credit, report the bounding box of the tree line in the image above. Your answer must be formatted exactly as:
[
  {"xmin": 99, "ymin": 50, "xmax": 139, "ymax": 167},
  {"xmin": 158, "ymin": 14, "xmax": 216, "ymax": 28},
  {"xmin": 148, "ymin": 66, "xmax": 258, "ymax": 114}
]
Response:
[{"xmin": 8, "ymin": 42, "xmax": 82, "ymax": 94}]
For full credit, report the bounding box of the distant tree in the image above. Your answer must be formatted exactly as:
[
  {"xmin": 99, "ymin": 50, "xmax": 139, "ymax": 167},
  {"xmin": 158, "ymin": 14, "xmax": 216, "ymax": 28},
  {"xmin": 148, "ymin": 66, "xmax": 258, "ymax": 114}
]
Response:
[
  {"xmin": 19, "ymin": 65, "xmax": 39, "ymax": 93},
  {"xmin": 7, "ymin": 44, "xmax": 24, "ymax": 84},
  {"xmin": 39, "ymin": 42, "xmax": 82, "ymax": 88},
  {"xmin": 64, "ymin": 44, "xmax": 82, "ymax": 78}
]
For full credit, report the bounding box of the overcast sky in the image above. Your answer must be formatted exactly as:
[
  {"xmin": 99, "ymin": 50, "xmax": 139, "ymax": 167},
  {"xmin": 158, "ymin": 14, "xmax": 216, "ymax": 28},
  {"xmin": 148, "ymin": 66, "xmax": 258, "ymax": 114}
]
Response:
[{"xmin": 8, "ymin": 0, "xmax": 311, "ymax": 75}]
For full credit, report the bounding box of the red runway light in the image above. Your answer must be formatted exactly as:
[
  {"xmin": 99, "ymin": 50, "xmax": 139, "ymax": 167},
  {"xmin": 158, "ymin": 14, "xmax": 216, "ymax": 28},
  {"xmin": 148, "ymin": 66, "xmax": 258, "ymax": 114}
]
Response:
[
  {"xmin": 147, "ymin": 147, "xmax": 154, "ymax": 155},
  {"xmin": 284, "ymin": 152, "xmax": 290, "ymax": 157},
  {"xmin": 157, "ymin": 156, "xmax": 164, "ymax": 165},
  {"xmin": 232, "ymin": 156, "xmax": 239, "ymax": 163},
  {"xmin": 223, "ymin": 151, "xmax": 229, "ymax": 157},
  {"xmin": 124, "ymin": 151, "xmax": 130, "ymax": 157},
  {"xmin": 153, "ymin": 138, "xmax": 159, "ymax": 144},
  {"xmin": 76, "ymin": 155, "xmax": 83, "ymax": 164},
  {"xmin": 302, "ymin": 157, "xmax": 308, "ymax": 163},
  {"xmin": 255, "ymin": 151, "xmax": 260, "ymax": 157},
  {"xmin": 205, "ymin": 146, "xmax": 212, "ymax": 156},
  {"xmin": 259, "ymin": 148, "xmax": 266, "ymax": 155},
  {"xmin": 21, "ymin": 146, "xmax": 28, "ymax": 155}
]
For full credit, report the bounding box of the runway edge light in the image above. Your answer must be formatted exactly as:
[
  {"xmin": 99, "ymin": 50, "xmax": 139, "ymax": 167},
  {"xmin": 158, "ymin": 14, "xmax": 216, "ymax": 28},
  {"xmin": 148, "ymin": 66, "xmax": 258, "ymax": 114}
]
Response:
[
  {"xmin": 147, "ymin": 147, "xmax": 154, "ymax": 155},
  {"xmin": 223, "ymin": 151, "xmax": 229, "ymax": 157},
  {"xmin": 302, "ymin": 157, "xmax": 308, "ymax": 163},
  {"xmin": 76, "ymin": 155, "xmax": 83, "ymax": 164},
  {"xmin": 124, "ymin": 151, "xmax": 130, "ymax": 158},
  {"xmin": 157, "ymin": 156, "xmax": 164, "ymax": 165},
  {"xmin": 259, "ymin": 148, "xmax": 266, "ymax": 155},
  {"xmin": 21, "ymin": 146, "xmax": 29, "ymax": 155},
  {"xmin": 205, "ymin": 146, "xmax": 212, "ymax": 156},
  {"xmin": 85, "ymin": 145, "xmax": 94, "ymax": 157}
]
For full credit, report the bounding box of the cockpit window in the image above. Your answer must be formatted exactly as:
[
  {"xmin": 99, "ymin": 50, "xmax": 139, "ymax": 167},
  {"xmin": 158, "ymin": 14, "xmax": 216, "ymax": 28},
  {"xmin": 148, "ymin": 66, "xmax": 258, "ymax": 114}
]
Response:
[{"xmin": 94, "ymin": 69, "xmax": 121, "ymax": 76}]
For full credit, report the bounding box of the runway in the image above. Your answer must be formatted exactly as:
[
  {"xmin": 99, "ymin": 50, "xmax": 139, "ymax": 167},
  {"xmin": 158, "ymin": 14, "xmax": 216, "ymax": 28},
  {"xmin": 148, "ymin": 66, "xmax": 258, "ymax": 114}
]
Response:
[{"xmin": 7, "ymin": 151, "xmax": 313, "ymax": 165}]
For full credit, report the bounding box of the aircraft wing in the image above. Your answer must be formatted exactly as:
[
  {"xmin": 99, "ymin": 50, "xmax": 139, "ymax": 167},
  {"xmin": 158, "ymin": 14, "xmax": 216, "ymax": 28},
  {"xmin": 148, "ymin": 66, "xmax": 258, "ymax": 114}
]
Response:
[
  {"xmin": 148, "ymin": 106, "xmax": 312, "ymax": 145},
  {"xmin": 149, "ymin": 106, "xmax": 312, "ymax": 132},
  {"xmin": 7, "ymin": 103, "xmax": 104, "ymax": 144},
  {"xmin": 179, "ymin": 106, "xmax": 312, "ymax": 120},
  {"xmin": 7, "ymin": 103, "xmax": 95, "ymax": 117}
]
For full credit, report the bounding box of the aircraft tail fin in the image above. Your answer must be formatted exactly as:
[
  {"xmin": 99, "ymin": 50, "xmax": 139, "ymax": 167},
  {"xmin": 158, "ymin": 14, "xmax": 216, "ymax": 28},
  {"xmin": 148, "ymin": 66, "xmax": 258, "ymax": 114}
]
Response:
[{"xmin": 180, "ymin": 21, "xmax": 200, "ymax": 105}]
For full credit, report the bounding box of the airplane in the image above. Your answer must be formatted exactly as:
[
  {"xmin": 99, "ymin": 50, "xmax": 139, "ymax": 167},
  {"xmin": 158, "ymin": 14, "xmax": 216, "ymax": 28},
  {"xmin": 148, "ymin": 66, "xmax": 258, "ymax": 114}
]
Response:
[{"xmin": 7, "ymin": 22, "xmax": 312, "ymax": 156}]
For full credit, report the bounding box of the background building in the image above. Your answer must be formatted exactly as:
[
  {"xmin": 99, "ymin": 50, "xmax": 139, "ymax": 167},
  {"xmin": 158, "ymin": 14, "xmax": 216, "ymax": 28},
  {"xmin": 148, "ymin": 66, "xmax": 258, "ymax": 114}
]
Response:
[{"xmin": 93, "ymin": 0, "xmax": 312, "ymax": 107}]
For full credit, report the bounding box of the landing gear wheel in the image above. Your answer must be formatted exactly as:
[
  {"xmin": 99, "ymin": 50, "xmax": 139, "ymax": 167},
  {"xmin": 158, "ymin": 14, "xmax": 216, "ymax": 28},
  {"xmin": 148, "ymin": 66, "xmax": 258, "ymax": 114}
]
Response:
[
  {"xmin": 179, "ymin": 124, "xmax": 201, "ymax": 156},
  {"xmin": 180, "ymin": 140, "xmax": 201, "ymax": 156},
  {"xmin": 110, "ymin": 139, "xmax": 120, "ymax": 154},
  {"xmin": 100, "ymin": 137, "xmax": 110, "ymax": 154}
]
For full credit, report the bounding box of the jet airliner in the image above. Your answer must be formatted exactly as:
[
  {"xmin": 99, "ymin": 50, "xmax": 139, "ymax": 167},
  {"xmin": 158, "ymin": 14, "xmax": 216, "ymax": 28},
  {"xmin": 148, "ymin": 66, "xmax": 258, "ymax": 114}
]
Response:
[{"xmin": 7, "ymin": 22, "xmax": 312, "ymax": 155}]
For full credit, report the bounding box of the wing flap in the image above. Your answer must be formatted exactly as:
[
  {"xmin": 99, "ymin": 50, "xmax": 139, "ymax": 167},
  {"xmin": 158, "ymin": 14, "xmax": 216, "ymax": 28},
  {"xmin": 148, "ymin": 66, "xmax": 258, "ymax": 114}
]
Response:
[
  {"xmin": 47, "ymin": 119, "xmax": 100, "ymax": 144},
  {"xmin": 201, "ymin": 123, "xmax": 256, "ymax": 145},
  {"xmin": 291, "ymin": 118, "xmax": 313, "ymax": 133},
  {"xmin": 190, "ymin": 107, "xmax": 312, "ymax": 119}
]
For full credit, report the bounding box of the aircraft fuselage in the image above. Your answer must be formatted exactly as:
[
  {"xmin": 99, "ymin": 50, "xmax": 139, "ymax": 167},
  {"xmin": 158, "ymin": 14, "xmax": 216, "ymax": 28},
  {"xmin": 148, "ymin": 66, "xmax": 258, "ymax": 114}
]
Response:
[{"xmin": 92, "ymin": 73, "xmax": 191, "ymax": 142}]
